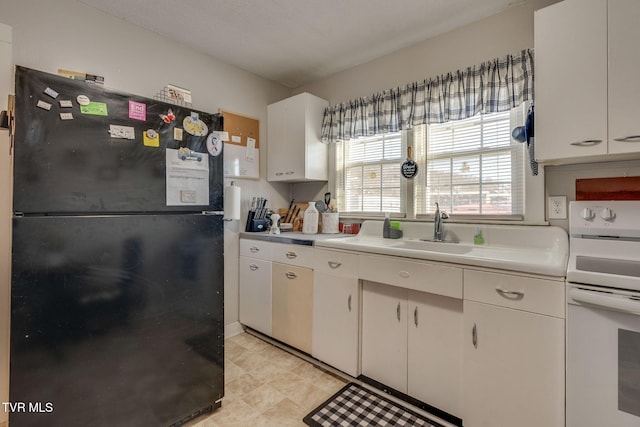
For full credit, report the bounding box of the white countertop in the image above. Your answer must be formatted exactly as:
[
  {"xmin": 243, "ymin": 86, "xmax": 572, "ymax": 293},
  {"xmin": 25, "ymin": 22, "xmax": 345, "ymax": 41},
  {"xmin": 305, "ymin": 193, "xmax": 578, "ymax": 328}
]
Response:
[{"xmin": 315, "ymin": 221, "xmax": 569, "ymax": 277}]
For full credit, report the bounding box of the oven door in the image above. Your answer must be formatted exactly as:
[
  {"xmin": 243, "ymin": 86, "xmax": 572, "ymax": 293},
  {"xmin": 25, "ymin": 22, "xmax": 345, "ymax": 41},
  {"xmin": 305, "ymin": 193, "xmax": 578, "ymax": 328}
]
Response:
[{"xmin": 567, "ymin": 284, "xmax": 640, "ymax": 427}]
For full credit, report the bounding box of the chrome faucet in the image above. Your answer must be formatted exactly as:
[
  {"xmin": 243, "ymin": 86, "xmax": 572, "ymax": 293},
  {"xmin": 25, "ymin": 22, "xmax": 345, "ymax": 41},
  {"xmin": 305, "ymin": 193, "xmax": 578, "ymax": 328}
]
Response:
[{"xmin": 433, "ymin": 202, "xmax": 449, "ymax": 241}]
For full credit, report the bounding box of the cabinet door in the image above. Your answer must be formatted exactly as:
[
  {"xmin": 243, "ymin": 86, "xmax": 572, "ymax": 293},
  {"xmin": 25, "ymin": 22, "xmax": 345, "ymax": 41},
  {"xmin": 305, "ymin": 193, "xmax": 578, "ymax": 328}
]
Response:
[
  {"xmin": 271, "ymin": 262, "xmax": 313, "ymax": 353},
  {"xmin": 608, "ymin": 0, "xmax": 640, "ymax": 154},
  {"xmin": 239, "ymin": 256, "xmax": 272, "ymax": 335},
  {"xmin": 312, "ymin": 271, "xmax": 360, "ymax": 376},
  {"xmin": 408, "ymin": 290, "xmax": 463, "ymax": 418},
  {"xmin": 535, "ymin": 0, "xmax": 608, "ymax": 161},
  {"xmin": 361, "ymin": 281, "xmax": 408, "ymax": 393},
  {"xmin": 267, "ymin": 96, "xmax": 304, "ymax": 181},
  {"xmin": 463, "ymin": 301, "xmax": 565, "ymax": 427}
]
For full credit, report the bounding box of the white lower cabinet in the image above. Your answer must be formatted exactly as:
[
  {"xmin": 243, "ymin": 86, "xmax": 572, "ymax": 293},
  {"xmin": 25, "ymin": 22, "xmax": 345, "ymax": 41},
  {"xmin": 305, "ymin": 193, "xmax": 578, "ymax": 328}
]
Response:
[
  {"xmin": 239, "ymin": 256, "xmax": 272, "ymax": 335},
  {"xmin": 463, "ymin": 270, "xmax": 565, "ymax": 427},
  {"xmin": 362, "ymin": 280, "xmax": 463, "ymax": 419},
  {"xmin": 312, "ymin": 249, "xmax": 360, "ymax": 376},
  {"xmin": 239, "ymin": 239, "xmax": 274, "ymax": 335},
  {"xmin": 408, "ymin": 290, "xmax": 463, "ymax": 418},
  {"xmin": 362, "ymin": 281, "xmax": 408, "ymax": 392},
  {"xmin": 312, "ymin": 272, "xmax": 360, "ymax": 376}
]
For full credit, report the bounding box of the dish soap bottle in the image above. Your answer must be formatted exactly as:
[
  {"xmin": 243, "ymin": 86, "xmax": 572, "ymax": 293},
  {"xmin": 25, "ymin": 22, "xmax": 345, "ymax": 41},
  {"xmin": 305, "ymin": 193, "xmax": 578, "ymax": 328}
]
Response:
[
  {"xmin": 302, "ymin": 202, "xmax": 319, "ymax": 234},
  {"xmin": 474, "ymin": 228, "xmax": 484, "ymax": 245}
]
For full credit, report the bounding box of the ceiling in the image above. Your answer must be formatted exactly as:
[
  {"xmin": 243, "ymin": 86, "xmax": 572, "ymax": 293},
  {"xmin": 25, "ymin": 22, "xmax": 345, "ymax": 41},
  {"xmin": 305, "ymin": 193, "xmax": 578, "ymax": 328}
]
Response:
[{"xmin": 79, "ymin": 0, "xmax": 523, "ymax": 88}]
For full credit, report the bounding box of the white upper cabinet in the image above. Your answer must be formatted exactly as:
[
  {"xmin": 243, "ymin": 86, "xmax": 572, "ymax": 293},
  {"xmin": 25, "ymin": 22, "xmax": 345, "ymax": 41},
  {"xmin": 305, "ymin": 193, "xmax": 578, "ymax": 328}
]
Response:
[
  {"xmin": 267, "ymin": 92, "xmax": 329, "ymax": 182},
  {"xmin": 535, "ymin": 0, "xmax": 640, "ymax": 163},
  {"xmin": 534, "ymin": 0, "xmax": 608, "ymax": 162},
  {"xmin": 608, "ymin": 0, "xmax": 640, "ymax": 154}
]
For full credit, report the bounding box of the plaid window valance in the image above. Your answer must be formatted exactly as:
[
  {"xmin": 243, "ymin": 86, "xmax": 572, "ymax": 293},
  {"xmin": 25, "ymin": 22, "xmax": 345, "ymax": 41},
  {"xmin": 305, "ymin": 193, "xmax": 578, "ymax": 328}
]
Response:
[{"xmin": 321, "ymin": 49, "xmax": 534, "ymax": 143}]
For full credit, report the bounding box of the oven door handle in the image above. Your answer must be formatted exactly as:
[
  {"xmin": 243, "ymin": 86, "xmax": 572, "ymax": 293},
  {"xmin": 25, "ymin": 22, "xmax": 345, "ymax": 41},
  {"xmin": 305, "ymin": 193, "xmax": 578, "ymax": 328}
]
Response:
[{"xmin": 570, "ymin": 288, "xmax": 640, "ymax": 316}]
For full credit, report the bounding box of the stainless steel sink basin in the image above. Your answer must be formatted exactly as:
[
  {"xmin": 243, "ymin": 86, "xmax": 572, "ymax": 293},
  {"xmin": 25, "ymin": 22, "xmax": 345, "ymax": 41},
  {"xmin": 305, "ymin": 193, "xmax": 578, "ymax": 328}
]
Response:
[{"xmin": 386, "ymin": 239, "xmax": 472, "ymax": 254}]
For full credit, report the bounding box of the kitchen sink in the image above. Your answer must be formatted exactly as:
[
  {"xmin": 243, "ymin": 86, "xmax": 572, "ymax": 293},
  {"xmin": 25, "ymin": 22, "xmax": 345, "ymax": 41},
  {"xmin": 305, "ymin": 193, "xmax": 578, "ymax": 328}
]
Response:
[{"xmin": 386, "ymin": 239, "xmax": 472, "ymax": 254}]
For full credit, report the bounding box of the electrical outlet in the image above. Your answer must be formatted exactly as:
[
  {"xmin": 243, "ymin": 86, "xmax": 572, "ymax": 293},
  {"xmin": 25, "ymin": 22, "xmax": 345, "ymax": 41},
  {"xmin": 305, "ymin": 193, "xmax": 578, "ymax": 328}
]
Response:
[{"xmin": 548, "ymin": 196, "xmax": 567, "ymax": 219}]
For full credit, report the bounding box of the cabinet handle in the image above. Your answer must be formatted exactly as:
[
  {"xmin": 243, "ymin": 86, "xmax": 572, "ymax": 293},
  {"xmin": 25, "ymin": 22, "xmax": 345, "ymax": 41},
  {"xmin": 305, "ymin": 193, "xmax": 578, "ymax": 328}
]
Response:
[
  {"xmin": 396, "ymin": 302, "xmax": 401, "ymax": 322},
  {"xmin": 286, "ymin": 251, "xmax": 297, "ymax": 259},
  {"xmin": 414, "ymin": 306, "xmax": 418, "ymax": 327},
  {"xmin": 348, "ymin": 294, "xmax": 352, "ymax": 312},
  {"xmin": 249, "ymin": 264, "xmax": 259, "ymax": 271},
  {"xmin": 275, "ymin": 172, "xmax": 284, "ymax": 176},
  {"xmin": 472, "ymin": 323, "xmax": 478, "ymax": 348},
  {"xmin": 250, "ymin": 247, "xmax": 260, "ymax": 253},
  {"xmin": 285, "ymin": 272, "xmax": 297, "ymax": 279},
  {"xmin": 496, "ymin": 287, "xmax": 525, "ymax": 299},
  {"xmin": 399, "ymin": 270, "xmax": 410, "ymax": 279},
  {"xmin": 285, "ymin": 171, "xmax": 295, "ymax": 175},
  {"xmin": 570, "ymin": 139, "xmax": 603, "ymax": 147},
  {"xmin": 614, "ymin": 135, "xmax": 640, "ymax": 143},
  {"xmin": 328, "ymin": 260, "xmax": 342, "ymax": 269}
]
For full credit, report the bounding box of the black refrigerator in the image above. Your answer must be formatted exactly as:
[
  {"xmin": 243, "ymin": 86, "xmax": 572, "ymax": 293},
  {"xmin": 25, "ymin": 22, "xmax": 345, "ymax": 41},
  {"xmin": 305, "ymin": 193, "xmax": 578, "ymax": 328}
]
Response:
[{"xmin": 10, "ymin": 66, "xmax": 224, "ymax": 427}]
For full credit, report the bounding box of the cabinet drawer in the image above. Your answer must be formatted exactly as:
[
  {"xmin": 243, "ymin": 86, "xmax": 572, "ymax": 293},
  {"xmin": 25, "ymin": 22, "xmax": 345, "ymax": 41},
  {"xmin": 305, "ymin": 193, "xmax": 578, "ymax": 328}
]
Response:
[
  {"xmin": 240, "ymin": 238, "xmax": 273, "ymax": 261},
  {"xmin": 359, "ymin": 254, "xmax": 462, "ymax": 299},
  {"xmin": 463, "ymin": 269, "xmax": 565, "ymax": 318},
  {"xmin": 314, "ymin": 249, "xmax": 358, "ymax": 277},
  {"xmin": 271, "ymin": 243, "xmax": 314, "ymax": 268}
]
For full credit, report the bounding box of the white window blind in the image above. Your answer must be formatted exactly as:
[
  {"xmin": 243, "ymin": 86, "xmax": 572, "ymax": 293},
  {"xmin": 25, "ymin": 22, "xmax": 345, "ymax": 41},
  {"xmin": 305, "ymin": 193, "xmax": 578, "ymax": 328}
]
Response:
[
  {"xmin": 415, "ymin": 108, "xmax": 525, "ymax": 218},
  {"xmin": 336, "ymin": 132, "xmax": 405, "ymax": 215}
]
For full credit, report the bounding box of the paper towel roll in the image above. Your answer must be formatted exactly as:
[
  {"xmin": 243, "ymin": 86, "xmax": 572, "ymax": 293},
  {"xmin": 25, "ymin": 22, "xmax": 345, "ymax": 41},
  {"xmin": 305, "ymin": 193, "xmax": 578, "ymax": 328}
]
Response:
[{"xmin": 224, "ymin": 182, "xmax": 241, "ymax": 220}]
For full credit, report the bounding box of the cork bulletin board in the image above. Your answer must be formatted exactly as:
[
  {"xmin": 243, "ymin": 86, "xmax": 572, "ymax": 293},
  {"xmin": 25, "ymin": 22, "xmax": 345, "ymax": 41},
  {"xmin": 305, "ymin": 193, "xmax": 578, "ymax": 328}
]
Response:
[{"xmin": 221, "ymin": 110, "xmax": 260, "ymax": 179}]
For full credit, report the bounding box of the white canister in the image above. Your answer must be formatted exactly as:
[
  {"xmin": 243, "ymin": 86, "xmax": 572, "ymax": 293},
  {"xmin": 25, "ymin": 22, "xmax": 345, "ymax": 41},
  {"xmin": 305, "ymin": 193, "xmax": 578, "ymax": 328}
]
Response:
[
  {"xmin": 302, "ymin": 202, "xmax": 319, "ymax": 234},
  {"xmin": 322, "ymin": 213, "xmax": 339, "ymax": 234}
]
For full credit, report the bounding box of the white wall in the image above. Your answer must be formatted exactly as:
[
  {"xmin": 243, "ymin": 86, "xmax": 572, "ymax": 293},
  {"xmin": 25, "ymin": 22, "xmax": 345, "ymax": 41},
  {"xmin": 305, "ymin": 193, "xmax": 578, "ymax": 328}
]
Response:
[
  {"xmin": 295, "ymin": 0, "xmax": 559, "ymax": 104},
  {"xmin": 0, "ymin": 21, "xmax": 12, "ymax": 427},
  {"xmin": 0, "ymin": 0, "xmax": 293, "ymax": 338},
  {"xmin": 293, "ymin": 0, "xmax": 559, "ymax": 221}
]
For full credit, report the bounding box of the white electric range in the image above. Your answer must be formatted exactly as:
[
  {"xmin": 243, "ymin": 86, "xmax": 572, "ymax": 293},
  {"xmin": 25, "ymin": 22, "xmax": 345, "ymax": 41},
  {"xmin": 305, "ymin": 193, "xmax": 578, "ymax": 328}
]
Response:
[{"xmin": 566, "ymin": 200, "xmax": 640, "ymax": 427}]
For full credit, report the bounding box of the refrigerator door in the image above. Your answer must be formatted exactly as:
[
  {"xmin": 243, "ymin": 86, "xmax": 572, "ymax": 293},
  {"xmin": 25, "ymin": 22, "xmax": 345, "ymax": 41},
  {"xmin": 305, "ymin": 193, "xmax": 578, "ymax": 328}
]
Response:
[
  {"xmin": 13, "ymin": 66, "xmax": 223, "ymax": 214},
  {"xmin": 10, "ymin": 214, "xmax": 224, "ymax": 427}
]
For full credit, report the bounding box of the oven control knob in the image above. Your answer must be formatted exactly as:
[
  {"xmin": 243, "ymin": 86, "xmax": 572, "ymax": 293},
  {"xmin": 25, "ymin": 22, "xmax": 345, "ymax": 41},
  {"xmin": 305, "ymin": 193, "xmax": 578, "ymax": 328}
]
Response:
[
  {"xmin": 580, "ymin": 207, "xmax": 595, "ymax": 220},
  {"xmin": 600, "ymin": 207, "xmax": 615, "ymax": 221}
]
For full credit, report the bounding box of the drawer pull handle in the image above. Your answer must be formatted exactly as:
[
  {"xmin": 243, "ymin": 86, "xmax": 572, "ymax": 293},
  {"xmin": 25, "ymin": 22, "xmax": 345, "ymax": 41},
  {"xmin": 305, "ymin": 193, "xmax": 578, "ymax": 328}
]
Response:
[
  {"xmin": 472, "ymin": 323, "xmax": 478, "ymax": 348},
  {"xmin": 286, "ymin": 251, "xmax": 297, "ymax": 259},
  {"xmin": 614, "ymin": 135, "xmax": 640, "ymax": 143},
  {"xmin": 396, "ymin": 303, "xmax": 401, "ymax": 322},
  {"xmin": 328, "ymin": 260, "xmax": 342, "ymax": 269},
  {"xmin": 275, "ymin": 172, "xmax": 284, "ymax": 176},
  {"xmin": 249, "ymin": 264, "xmax": 259, "ymax": 271},
  {"xmin": 496, "ymin": 288, "xmax": 525, "ymax": 299},
  {"xmin": 414, "ymin": 306, "xmax": 418, "ymax": 327},
  {"xmin": 250, "ymin": 247, "xmax": 260, "ymax": 253},
  {"xmin": 285, "ymin": 272, "xmax": 297, "ymax": 279},
  {"xmin": 348, "ymin": 294, "xmax": 352, "ymax": 312},
  {"xmin": 399, "ymin": 270, "xmax": 410, "ymax": 279},
  {"xmin": 570, "ymin": 139, "xmax": 603, "ymax": 147},
  {"xmin": 285, "ymin": 171, "xmax": 295, "ymax": 175}
]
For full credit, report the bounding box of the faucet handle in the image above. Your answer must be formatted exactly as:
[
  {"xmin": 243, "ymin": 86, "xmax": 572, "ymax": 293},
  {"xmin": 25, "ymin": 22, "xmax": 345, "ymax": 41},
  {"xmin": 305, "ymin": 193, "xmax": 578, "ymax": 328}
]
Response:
[{"xmin": 441, "ymin": 211, "xmax": 449, "ymax": 219}]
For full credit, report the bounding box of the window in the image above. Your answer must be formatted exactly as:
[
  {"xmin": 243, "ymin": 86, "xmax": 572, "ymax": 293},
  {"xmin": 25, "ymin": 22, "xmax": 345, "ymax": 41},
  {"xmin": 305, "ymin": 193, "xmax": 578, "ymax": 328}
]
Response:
[
  {"xmin": 414, "ymin": 108, "xmax": 524, "ymax": 218},
  {"xmin": 335, "ymin": 132, "xmax": 405, "ymax": 215},
  {"xmin": 335, "ymin": 106, "xmax": 527, "ymax": 219}
]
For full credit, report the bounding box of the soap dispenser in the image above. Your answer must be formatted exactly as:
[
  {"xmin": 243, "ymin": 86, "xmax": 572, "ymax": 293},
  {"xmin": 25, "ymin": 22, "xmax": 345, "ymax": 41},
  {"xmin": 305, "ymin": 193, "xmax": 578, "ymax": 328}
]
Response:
[{"xmin": 383, "ymin": 213, "xmax": 391, "ymax": 238}]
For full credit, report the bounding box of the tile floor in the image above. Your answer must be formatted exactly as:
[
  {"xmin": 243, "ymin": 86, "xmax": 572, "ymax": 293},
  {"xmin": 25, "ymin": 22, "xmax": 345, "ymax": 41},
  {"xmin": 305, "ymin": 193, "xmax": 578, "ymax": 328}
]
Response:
[{"xmin": 191, "ymin": 332, "xmax": 348, "ymax": 427}]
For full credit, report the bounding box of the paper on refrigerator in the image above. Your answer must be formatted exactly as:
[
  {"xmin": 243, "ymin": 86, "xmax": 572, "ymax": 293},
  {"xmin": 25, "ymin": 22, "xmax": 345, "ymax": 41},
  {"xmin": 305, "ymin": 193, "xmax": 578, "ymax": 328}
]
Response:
[{"xmin": 165, "ymin": 148, "xmax": 209, "ymax": 206}]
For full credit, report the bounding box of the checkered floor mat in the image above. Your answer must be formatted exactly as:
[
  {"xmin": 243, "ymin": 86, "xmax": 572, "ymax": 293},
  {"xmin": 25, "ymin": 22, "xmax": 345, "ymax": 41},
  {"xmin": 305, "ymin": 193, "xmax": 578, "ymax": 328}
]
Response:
[{"xmin": 303, "ymin": 382, "xmax": 443, "ymax": 427}]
